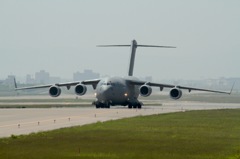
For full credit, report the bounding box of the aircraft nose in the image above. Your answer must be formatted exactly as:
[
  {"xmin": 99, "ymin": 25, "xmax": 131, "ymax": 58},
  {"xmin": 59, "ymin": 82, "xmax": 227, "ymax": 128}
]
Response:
[
  {"xmin": 102, "ymin": 86, "xmax": 112, "ymax": 96},
  {"xmin": 96, "ymin": 85, "xmax": 113, "ymax": 100}
]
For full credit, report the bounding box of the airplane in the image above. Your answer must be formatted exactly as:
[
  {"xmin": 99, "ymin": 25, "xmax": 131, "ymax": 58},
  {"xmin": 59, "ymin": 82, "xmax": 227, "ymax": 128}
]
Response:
[{"xmin": 14, "ymin": 39, "xmax": 234, "ymax": 109}]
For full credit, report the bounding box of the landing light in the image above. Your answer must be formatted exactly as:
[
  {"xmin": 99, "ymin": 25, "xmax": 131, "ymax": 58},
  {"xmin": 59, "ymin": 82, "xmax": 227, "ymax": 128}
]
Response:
[
  {"xmin": 94, "ymin": 93, "xmax": 97, "ymax": 96},
  {"xmin": 124, "ymin": 93, "xmax": 128, "ymax": 97}
]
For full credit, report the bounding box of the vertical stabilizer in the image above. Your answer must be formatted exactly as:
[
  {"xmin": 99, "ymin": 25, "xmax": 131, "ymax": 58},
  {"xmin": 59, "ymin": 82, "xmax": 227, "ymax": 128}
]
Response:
[
  {"xmin": 97, "ymin": 40, "xmax": 176, "ymax": 76},
  {"xmin": 128, "ymin": 40, "xmax": 138, "ymax": 76}
]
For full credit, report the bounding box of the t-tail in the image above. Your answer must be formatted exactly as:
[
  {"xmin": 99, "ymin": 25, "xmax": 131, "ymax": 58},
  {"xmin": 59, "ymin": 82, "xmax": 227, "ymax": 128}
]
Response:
[{"xmin": 97, "ymin": 39, "xmax": 176, "ymax": 76}]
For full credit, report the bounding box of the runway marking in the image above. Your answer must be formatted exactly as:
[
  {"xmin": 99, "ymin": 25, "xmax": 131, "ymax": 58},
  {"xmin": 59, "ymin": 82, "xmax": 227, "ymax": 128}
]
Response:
[{"xmin": 0, "ymin": 108, "xmax": 153, "ymax": 129}]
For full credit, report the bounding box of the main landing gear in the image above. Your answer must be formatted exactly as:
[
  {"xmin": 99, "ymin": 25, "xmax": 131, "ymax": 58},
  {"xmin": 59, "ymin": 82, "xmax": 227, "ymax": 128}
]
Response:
[
  {"xmin": 128, "ymin": 102, "xmax": 142, "ymax": 109},
  {"xmin": 93, "ymin": 101, "xmax": 110, "ymax": 109},
  {"xmin": 92, "ymin": 101, "xmax": 143, "ymax": 109}
]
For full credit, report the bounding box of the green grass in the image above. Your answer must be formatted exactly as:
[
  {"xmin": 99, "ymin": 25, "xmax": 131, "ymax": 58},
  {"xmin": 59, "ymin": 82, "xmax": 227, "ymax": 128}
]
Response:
[
  {"xmin": 141, "ymin": 93, "xmax": 240, "ymax": 103},
  {"xmin": 1, "ymin": 109, "xmax": 240, "ymax": 159},
  {"xmin": 0, "ymin": 104, "xmax": 92, "ymax": 109},
  {"xmin": 0, "ymin": 98, "xmax": 93, "ymax": 108},
  {"xmin": 181, "ymin": 93, "xmax": 240, "ymax": 103},
  {"xmin": 0, "ymin": 98, "xmax": 92, "ymax": 103}
]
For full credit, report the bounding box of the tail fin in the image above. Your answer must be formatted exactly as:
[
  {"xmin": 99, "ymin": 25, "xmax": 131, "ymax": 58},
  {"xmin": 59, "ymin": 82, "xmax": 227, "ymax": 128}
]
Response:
[{"xmin": 98, "ymin": 39, "xmax": 176, "ymax": 76}]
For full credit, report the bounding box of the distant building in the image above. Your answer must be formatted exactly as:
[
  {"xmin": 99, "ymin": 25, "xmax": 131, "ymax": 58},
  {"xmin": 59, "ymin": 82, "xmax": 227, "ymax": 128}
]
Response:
[
  {"xmin": 25, "ymin": 71, "xmax": 62, "ymax": 84},
  {"xmin": 26, "ymin": 74, "xmax": 35, "ymax": 84},
  {"xmin": 73, "ymin": 69, "xmax": 100, "ymax": 81},
  {"xmin": 4, "ymin": 75, "xmax": 15, "ymax": 85},
  {"xmin": 35, "ymin": 70, "xmax": 50, "ymax": 84},
  {"xmin": 49, "ymin": 76, "xmax": 61, "ymax": 83}
]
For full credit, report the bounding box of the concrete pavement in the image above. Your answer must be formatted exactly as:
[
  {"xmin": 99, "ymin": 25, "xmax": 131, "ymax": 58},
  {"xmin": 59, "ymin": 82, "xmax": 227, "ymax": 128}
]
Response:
[{"xmin": 1, "ymin": 102, "xmax": 240, "ymax": 138}]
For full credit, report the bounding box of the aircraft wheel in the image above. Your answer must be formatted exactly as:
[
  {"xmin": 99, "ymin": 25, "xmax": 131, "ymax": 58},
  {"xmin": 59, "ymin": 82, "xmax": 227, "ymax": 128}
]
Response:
[
  {"xmin": 96, "ymin": 104, "xmax": 100, "ymax": 109},
  {"xmin": 137, "ymin": 104, "xmax": 142, "ymax": 109},
  {"xmin": 128, "ymin": 104, "xmax": 132, "ymax": 109},
  {"xmin": 105, "ymin": 103, "xmax": 110, "ymax": 109}
]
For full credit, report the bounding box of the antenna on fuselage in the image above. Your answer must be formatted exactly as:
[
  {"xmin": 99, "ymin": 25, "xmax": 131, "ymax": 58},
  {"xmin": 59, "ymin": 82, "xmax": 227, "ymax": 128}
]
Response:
[{"xmin": 97, "ymin": 39, "xmax": 176, "ymax": 76}]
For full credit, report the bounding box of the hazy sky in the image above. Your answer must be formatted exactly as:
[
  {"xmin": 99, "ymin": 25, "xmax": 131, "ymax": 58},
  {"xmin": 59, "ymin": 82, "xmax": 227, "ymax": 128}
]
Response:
[{"xmin": 1, "ymin": 0, "xmax": 239, "ymax": 81}]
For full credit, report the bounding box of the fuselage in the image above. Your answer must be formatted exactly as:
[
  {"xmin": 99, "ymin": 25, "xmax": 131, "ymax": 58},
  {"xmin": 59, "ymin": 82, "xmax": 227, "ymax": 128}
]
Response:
[{"xmin": 95, "ymin": 76, "xmax": 140, "ymax": 106}]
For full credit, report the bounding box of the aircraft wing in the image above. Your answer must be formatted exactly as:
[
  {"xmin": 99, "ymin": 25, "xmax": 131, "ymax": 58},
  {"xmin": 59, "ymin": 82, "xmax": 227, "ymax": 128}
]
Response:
[
  {"xmin": 81, "ymin": 79, "xmax": 101, "ymax": 89},
  {"xmin": 127, "ymin": 79, "xmax": 234, "ymax": 95},
  {"xmin": 14, "ymin": 78, "xmax": 101, "ymax": 90}
]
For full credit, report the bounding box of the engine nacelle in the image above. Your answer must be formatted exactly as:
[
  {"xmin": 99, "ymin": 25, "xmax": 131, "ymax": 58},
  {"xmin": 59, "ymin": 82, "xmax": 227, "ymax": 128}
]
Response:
[
  {"xmin": 75, "ymin": 84, "xmax": 87, "ymax": 96},
  {"xmin": 170, "ymin": 87, "xmax": 182, "ymax": 100},
  {"xmin": 139, "ymin": 85, "xmax": 152, "ymax": 97},
  {"xmin": 49, "ymin": 86, "xmax": 61, "ymax": 97}
]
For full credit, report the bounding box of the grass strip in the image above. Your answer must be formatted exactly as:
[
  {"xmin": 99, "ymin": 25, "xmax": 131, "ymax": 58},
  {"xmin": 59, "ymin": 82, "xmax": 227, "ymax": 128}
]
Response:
[{"xmin": 0, "ymin": 109, "xmax": 240, "ymax": 159}]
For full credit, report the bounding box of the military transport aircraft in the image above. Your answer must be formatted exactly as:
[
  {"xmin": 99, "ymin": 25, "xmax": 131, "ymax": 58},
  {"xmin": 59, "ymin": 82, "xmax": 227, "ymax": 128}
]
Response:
[{"xmin": 14, "ymin": 40, "xmax": 233, "ymax": 109}]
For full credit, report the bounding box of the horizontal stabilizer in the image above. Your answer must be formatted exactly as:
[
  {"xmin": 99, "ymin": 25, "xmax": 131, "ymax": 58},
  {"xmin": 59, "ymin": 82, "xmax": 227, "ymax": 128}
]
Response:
[
  {"xmin": 137, "ymin": 45, "xmax": 176, "ymax": 48},
  {"xmin": 97, "ymin": 44, "xmax": 176, "ymax": 48},
  {"xmin": 97, "ymin": 45, "xmax": 131, "ymax": 47}
]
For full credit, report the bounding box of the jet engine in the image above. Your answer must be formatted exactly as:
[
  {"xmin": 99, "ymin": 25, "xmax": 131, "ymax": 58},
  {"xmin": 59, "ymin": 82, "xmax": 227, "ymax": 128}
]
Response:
[
  {"xmin": 49, "ymin": 86, "xmax": 61, "ymax": 97},
  {"xmin": 75, "ymin": 84, "xmax": 87, "ymax": 96},
  {"xmin": 170, "ymin": 87, "xmax": 182, "ymax": 99},
  {"xmin": 139, "ymin": 85, "xmax": 152, "ymax": 97}
]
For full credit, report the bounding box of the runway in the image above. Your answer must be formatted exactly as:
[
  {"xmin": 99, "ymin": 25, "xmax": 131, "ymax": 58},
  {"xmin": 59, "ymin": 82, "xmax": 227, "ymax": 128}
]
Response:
[{"xmin": 1, "ymin": 101, "xmax": 240, "ymax": 138}]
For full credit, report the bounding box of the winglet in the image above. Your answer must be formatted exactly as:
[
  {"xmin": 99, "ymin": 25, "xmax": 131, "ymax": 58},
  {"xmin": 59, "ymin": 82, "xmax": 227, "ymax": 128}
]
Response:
[
  {"xmin": 14, "ymin": 77, "xmax": 17, "ymax": 90},
  {"xmin": 229, "ymin": 82, "xmax": 235, "ymax": 95}
]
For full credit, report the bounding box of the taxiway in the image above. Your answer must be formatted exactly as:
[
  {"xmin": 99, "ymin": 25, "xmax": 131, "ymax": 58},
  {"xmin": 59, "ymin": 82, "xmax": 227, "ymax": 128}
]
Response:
[{"xmin": 1, "ymin": 101, "xmax": 240, "ymax": 138}]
